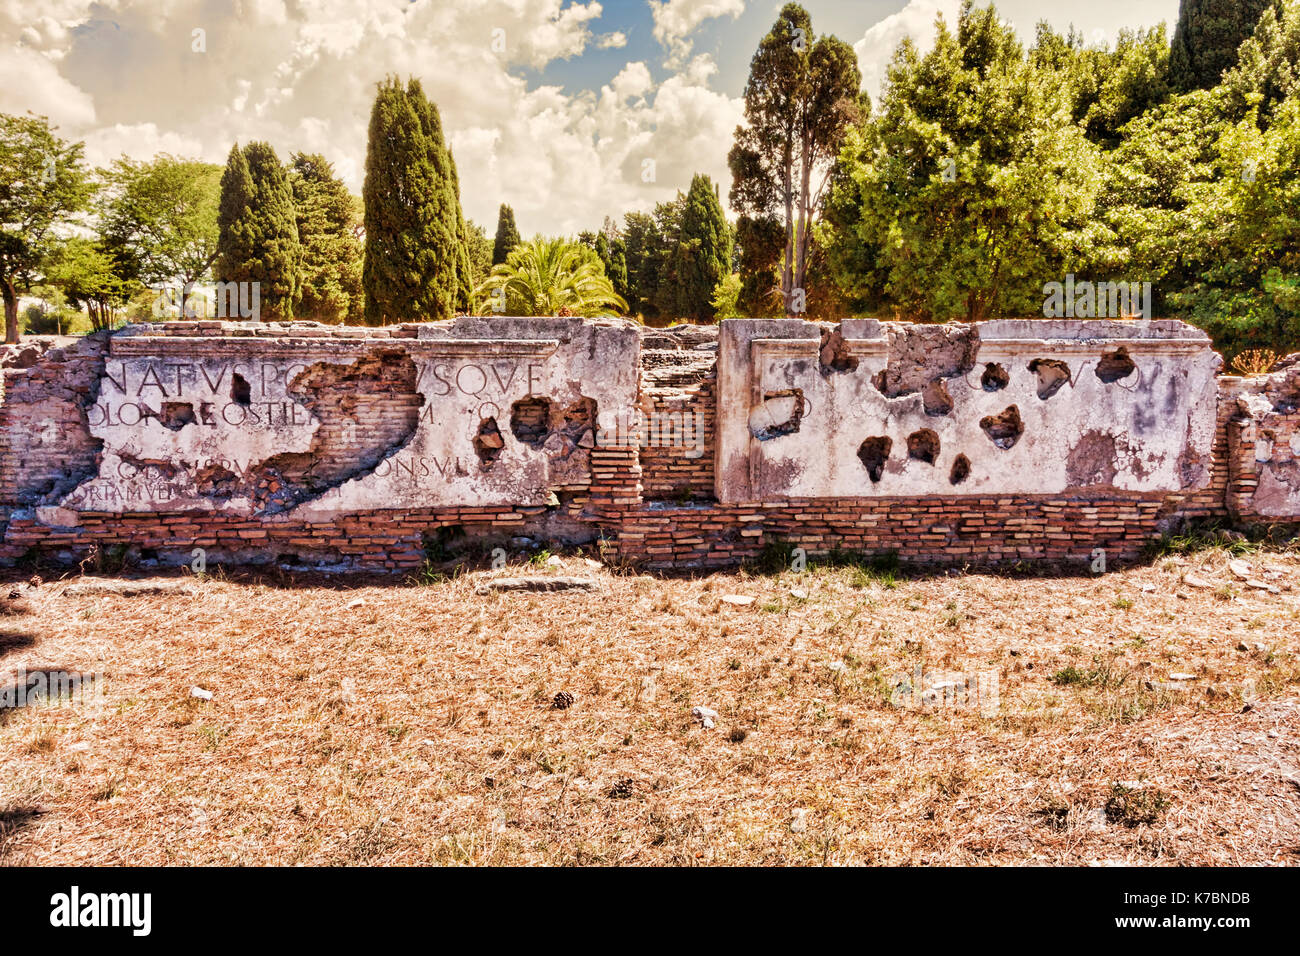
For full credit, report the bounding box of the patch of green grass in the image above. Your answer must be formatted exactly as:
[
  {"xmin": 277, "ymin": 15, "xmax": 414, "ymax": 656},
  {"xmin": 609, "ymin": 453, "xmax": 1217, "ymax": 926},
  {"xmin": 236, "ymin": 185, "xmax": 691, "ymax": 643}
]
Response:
[
  {"xmin": 1113, "ymin": 596, "xmax": 1134, "ymax": 610},
  {"xmin": 1141, "ymin": 519, "xmax": 1296, "ymax": 559},
  {"xmin": 1105, "ymin": 783, "xmax": 1170, "ymax": 826}
]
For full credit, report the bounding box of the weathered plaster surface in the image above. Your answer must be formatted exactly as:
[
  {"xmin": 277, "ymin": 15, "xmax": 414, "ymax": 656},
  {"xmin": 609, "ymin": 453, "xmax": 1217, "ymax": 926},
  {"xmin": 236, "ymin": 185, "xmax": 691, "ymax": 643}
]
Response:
[
  {"xmin": 716, "ymin": 318, "xmax": 1222, "ymax": 502},
  {"xmin": 55, "ymin": 317, "xmax": 639, "ymax": 518}
]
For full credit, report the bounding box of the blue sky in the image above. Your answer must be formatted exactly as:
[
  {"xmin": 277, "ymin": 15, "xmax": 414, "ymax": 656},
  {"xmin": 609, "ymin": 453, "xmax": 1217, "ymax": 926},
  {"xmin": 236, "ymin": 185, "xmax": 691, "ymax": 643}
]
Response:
[
  {"xmin": 1, "ymin": 0, "xmax": 1181, "ymax": 234},
  {"xmin": 522, "ymin": 0, "xmax": 1179, "ymax": 99}
]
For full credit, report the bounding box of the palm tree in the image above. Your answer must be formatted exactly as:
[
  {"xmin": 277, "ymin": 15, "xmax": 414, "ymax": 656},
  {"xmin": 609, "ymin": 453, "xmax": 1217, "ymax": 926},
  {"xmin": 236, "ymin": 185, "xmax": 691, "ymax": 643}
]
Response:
[{"xmin": 474, "ymin": 236, "xmax": 627, "ymax": 317}]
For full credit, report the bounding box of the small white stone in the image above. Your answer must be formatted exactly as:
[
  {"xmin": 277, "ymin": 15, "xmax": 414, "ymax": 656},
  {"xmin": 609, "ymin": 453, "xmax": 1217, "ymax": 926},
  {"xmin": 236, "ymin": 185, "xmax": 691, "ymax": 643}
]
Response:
[
  {"xmin": 790, "ymin": 808, "xmax": 808, "ymax": 833},
  {"xmin": 692, "ymin": 705, "xmax": 718, "ymax": 729},
  {"xmin": 190, "ymin": 686, "xmax": 213, "ymax": 700},
  {"xmin": 720, "ymin": 594, "xmax": 755, "ymax": 606},
  {"xmin": 1167, "ymin": 673, "xmax": 1197, "ymax": 681},
  {"xmin": 346, "ymin": 597, "xmax": 365, "ymax": 609}
]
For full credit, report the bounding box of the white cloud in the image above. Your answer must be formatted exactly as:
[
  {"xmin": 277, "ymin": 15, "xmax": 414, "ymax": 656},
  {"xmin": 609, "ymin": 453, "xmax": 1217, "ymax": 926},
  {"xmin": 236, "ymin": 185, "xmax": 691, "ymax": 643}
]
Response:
[
  {"xmin": 598, "ymin": 31, "xmax": 627, "ymax": 49},
  {"xmin": 649, "ymin": 0, "xmax": 744, "ymax": 67},
  {"xmin": 0, "ymin": 46, "xmax": 95, "ymax": 126},
  {"xmin": 0, "ymin": 0, "xmax": 742, "ymax": 236},
  {"xmin": 853, "ymin": 0, "xmax": 961, "ymax": 104}
]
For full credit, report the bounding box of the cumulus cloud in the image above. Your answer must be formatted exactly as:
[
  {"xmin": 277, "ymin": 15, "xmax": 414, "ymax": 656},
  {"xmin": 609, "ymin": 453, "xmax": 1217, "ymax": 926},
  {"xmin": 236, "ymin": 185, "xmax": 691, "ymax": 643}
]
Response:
[
  {"xmin": 0, "ymin": 45, "xmax": 96, "ymax": 126},
  {"xmin": 0, "ymin": 0, "xmax": 743, "ymax": 235},
  {"xmin": 853, "ymin": 0, "xmax": 961, "ymax": 104},
  {"xmin": 649, "ymin": 0, "xmax": 745, "ymax": 67}
]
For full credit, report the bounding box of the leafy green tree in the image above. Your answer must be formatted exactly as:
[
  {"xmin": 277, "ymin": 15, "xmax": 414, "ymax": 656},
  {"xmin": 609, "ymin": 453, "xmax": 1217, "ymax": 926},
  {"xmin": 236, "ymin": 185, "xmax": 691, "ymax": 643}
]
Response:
[
  {"xmin": 622, "ymin": 199, "xmax": 684, "ymax": 320},
  {"xmin": 216, "ymin": 142, "xmax": 301, "ymax": 320},
  {"xmin": 728, "ymin": 2, "xmax": 862, "ymax": 315},
  {"xmin": 595, "ymin": 230, "xmax": 628, "ymax": 304},
  {"xmin": 289, "ymin": 152, "xmax": 362, "ymax": 323},
  {"xmin": 1089, "ymin": 89, "xmax": 1228, "ymax": 310},
  {"xmin": 0, "ymin": 112, "xmax": 91, "ymax": 342},
  {"xmin": 97, "ymin": 155, "xmax": 221, "ymax": 318},
  {"xmin": 465, "ymin": 220, "xmax": 494, "ymax": 288},
  {"xmin": 671, "ymin": 174, "xmax": 733, "ymax": 321},
  {"xmin": 363, "ymin": 77, "xmax": 472, "ymax": 323},
  {"xmin": 1222, "ymin": 0, "xmax": 1300, "ymax": 127},
  {"xmin": 1170, "ymin": 0, "xmax": 1273, "ymax": 91},
  {"xmin": 44, "ymin": 236, "xmax": 136, "ymax": 331},
  {"xmin": 475, "ymin": 236, "xmax": 626, "ymax": 317},
  {"xmin": 733, "ymin": 215, "xmax": 785, "ymax": 315},
  {"xmin": 1032, "ymin": 23, "xmax": 1173, "ymax": 148},
  {"xmin": 580, "ymin": 219, "xmax": 629, "ymax": 304},
  {"xmin": 824, "ymin": 2, "xmax": 1099, "ymax": 321},
  {"xmin": 1168, "ymin": 96, "xmax": 1300, "ymax": 355},
  {"xmin": 492, "ymin": 204, "xmax": 521, "ymax": 266},
  {"xmin": 710, "ymin": 272, "xmax": 742, "ymax": 320}
]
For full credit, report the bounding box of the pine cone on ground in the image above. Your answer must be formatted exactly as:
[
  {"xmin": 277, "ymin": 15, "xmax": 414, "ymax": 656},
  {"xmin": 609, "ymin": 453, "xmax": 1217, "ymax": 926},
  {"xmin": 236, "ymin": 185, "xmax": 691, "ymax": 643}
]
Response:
[
  {"xmin": 608, "ymin": 778, "xmax": 636, "ymax": 799},
  {"xmin": 552, "ymin": 691, "xmax": 575, "ymax": 710}
]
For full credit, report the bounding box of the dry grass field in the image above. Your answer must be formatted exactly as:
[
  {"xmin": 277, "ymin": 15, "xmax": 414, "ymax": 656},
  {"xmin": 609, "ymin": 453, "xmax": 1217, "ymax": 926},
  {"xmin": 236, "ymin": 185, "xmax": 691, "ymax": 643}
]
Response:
[{"xmin": 1, "ymin": 541, "xmax": 1299, "ymax": 866}]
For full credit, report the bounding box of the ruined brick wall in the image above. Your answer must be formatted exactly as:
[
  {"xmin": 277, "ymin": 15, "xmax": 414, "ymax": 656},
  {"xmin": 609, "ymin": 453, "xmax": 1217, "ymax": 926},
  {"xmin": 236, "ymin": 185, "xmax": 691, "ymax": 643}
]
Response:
[
  {"xmin": 0, "ymin": 317, "xmax": 1295, "ymax": 574},
  {"xmin": 1223, "ymin": 360, "xmax": 1300, "ymax": 521}
]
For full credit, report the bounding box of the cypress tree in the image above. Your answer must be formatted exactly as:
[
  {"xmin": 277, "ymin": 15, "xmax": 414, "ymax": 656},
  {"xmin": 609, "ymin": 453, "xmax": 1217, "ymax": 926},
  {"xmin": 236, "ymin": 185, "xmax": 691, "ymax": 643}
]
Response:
[
  {"xmin": 1170, "ymin": 0, "xmax": 1272, "ymax": 91},
  {"xmin": 492, "ymin": 204, "xmax": 521, "ymax": 265},
  {"xmin": 216, "ymin": 141, "xmax": 300, "ymax": 320},
  {"xmin": 290, "ymin": 152, "xmax": 363, "ymax": 324},
  {"xmin": 672, "ymin": 174, "xmax": 734, "ymax": 322},
  {"xmin": 362, "ymin": 76, "xmax": 472, "ymax": 323}
]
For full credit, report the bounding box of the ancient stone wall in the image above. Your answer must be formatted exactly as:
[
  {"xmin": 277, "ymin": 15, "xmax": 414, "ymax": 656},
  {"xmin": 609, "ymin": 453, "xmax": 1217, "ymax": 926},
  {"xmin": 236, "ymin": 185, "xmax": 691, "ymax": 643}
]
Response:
[{"xmin": 0, "ymin": 316, "xmax": 1296, "ymax": 573}]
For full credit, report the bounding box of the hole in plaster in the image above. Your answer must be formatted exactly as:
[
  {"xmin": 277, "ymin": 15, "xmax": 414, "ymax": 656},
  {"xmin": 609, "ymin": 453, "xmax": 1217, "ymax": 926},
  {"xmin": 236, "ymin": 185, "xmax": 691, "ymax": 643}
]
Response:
[
  {"xmin": 474, "ymin": 417, "xmax": 505, "ymax": 466},
  {"xmin": 231, "ymin": 372, "xmax": 252, "ymax": 406},
  {"xmin": 751, "ymin": 389, "xmax": 804, "ymax": 440},
  {"xmin": 875, "ymin": 324, "xmax": 978, "ymax": 397},
  {"xmin": 1095, "ymin": 347, "xmax": 1136, "ymax": 383},
  {"xmin": 510, "ymin": 396, "xmax": 553, "ymax": 447},
  {"xmin": 921, "ymin": 380, "xmax": 953, "ymax": 416},
  {"xmin": 979, "ymin": 405, "xmax": 1024, "ymax": 449},
  {"xmin": 819, "ymin": 327, "xmax": 859, "ymax": 374},
  {"xmin": 159, "ymin": 401, "xmax": 195, "ymax": 431},
  {"xmin": 949, "ymin": 454, "xmax": 971, "ymax": 485},
  {"xmin": 1028, "ymin": 358, "xmax": 1071, "ymax": 399},
  {"xmin": 907, "ymin": 428, "xmax": 940, "ymax": 465},
  {"xmin": 981, "ymin": 363, "xmax": 1010, "ymax": 391},
  {"xmin": 857, "ymin": 436, "xmax": 892, "ymax": 483}
]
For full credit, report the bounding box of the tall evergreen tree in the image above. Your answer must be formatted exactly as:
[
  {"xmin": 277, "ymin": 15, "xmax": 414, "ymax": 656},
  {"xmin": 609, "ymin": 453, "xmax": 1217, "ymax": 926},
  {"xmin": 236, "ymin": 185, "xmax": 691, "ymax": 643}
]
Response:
[
  {"xmin": 216, "ymin": 141, "xmax": 300, "ymax": 320},
  {"xmin": 672, "ymin": 174, "xmax": 733, "ymax": 322},
  {"xmin": 289, "ymin": 153, "xmax": 363, "ymax": 324},
  {"xmin": 729, "ymin": 2, "xmax": 862, "ymax": 315},
  {"xmin": 1170, "ymin": 0, "xmax": 1272, "ymax": 91},
  {"xmin": 492, "ymin": 204, "xmax": 521, "ymax": 265},
  {"xmin": 362, "ymin": 77, "xmax": 472, "ymax": 323}
]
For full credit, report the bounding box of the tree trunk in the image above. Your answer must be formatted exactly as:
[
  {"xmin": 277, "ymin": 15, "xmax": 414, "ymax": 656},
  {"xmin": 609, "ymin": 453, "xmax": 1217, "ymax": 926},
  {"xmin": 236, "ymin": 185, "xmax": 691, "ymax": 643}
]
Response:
[
  {"xmin": 794, "ymin": 131, "xmax": 814, "ymax": 297},
  {"xmin": 2, "ymin": 277, "xmax": 18, "ymax": 344},
  {"xmin": 781, "ymin": 143, "xmax": 795, "ymax": 316}
]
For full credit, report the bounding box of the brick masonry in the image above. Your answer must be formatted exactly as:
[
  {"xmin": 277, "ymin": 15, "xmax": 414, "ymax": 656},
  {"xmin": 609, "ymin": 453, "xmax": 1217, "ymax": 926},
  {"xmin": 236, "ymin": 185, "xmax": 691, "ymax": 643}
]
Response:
[{"xmin": 0, "ymin": 318, "xmax": 1296, "ymax": 574}]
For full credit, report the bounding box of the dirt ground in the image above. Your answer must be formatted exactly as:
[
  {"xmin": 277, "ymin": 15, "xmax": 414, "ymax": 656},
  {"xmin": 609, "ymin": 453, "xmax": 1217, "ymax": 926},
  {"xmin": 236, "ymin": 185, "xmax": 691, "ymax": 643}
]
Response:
[{"xmin": 1, "ymin": 543, "xmax": 1298, "ymax": 865}]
